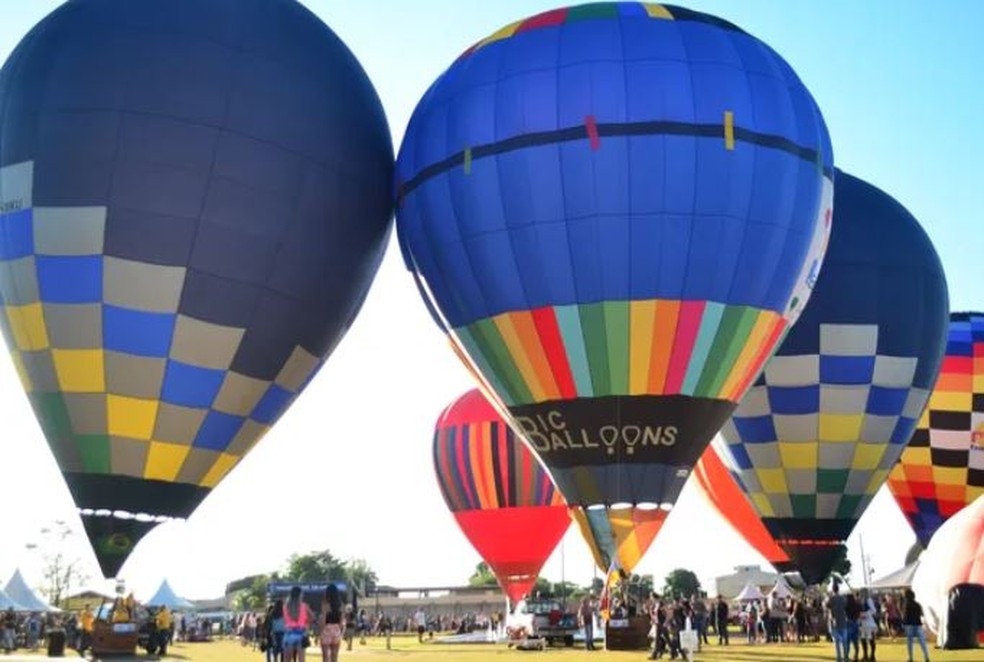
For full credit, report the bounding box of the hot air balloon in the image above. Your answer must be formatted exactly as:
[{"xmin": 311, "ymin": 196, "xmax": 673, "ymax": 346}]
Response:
[
  {"xmin": 396, "ymin": 2, "xmax": 833, "ymax": 572},
  {"xmin": 691, "ymin": 443, "xmax": 793, "ymax": 573},
  {"xmin": 911, "ymin": 496, "xmax": 984, "ymax": 649},
  {"xmin": 718, "ymin": 171, "xmax": 949, "ymax": 584},
  {"xmin": 887, "ymin": 312, "xmax": 984, "ymax": 547},
  {"xmin": 0, "ymin": 0, "xmax": 393, "ymax": 577},
  {"xmin": 433, "ymin": 389, "xmax": 571, "ymax": 604}
]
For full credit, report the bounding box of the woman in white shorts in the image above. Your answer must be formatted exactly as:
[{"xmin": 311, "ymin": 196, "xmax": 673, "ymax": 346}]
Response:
[{"xmin": 858, "ymin": 589, "xmax": 877, "ymax": 662}]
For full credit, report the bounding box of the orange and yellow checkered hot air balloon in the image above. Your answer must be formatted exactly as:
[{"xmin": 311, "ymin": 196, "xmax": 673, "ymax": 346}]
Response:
[{"xmin": 887, "ymin": 312, "xmax": 984, "ymax": 547}]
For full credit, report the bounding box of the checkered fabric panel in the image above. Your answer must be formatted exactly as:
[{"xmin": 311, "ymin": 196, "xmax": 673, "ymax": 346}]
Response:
[
  {"xmin": 1, "ymin": 161, "xmax": 324, "ymax": 490},
  {"xmin": 887, "ymin": 312, "xmax": 984, "ymax": 545},
  {"xmin": 722, "ymin": 323, "xmax": 926, "ymax": 521}
]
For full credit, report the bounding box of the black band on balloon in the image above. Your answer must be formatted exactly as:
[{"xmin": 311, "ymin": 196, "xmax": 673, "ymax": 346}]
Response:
[
  {"xmin": 64, "ymin": 473, "xmax": 210, "ymax": 519},
  {"xmin": 762, "ymin": 517, "xmax": 857, "ymax": 543},
  {"xmin": 398, "ymin": 120, "xmax": 832, "ymax": 202},
  {"xmin": 508, "ymin": 395, "xmax": 735, "ymax": 470}
]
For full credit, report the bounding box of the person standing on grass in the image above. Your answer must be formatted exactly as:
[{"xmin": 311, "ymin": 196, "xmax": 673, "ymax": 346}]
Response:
[
  {"xmin": 319, "ymin": 585, "xmax": 344, "ymax": 662},
  {"xmin": 902, "ymin": 589, "xmax": 930, "ymax": 662},
  {"xmin": 413, "ymin": 607, "xmax": 427, "ymax": 644},
  {"xmin": 714, "ymin": 595, "xmax": 729, "ymax": 645},
  {"xmin": 826, "ymin": 580, "xmax": 849, "ymax": 662},
  {"xmin": 282, "ymin": 586, "xmax": 314, "ymax": 662}
]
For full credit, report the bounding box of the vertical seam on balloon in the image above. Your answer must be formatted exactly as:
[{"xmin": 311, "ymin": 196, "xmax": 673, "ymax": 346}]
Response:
[
  {"xmin": 721, "ymin": 28, "xmax": 763, "ymax": 362},
  {"xmin": 489, "ymin": 51, "xmax": 537, "ymax": 377},
  {"xmin": 555, "ymin": 22, "xmax": 582, "ymax": 394}
]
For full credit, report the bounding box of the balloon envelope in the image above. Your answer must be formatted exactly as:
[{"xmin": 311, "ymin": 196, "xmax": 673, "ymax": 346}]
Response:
[
  {"xmin": 0, "ymin": 0, "xmax": 393, "ymax": 577},
  {"xmin": 887, "ymin": 312, "xmax": 984, "ymax": 546},
  {"xmin": 397, "ymin": 0, "xmax": 833, "ymax": 539},
  {"xmin": 719, "ymin": 171, "xmax": 949, "ymax": 584},
  {"xmin": 691, "ymin": 443, "xmax": 792, "ymax": 572},
  {"xmin": 571, "ymin": 506, "xmax": 666, "ymax": 574},
  {"xmin": 433, "ymin": 389, "xmax": 570, "ymax": 603}
]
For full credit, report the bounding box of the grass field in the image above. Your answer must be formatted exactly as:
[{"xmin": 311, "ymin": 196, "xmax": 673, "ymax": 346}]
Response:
[{"xmin": 89, "ymin": 636, "xmax": 984, "ymax": 662}]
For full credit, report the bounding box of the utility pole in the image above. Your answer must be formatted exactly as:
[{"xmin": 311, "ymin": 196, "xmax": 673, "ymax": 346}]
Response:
[{"xmin": 859, "ymin": 535, "xmax": 870, "ymax": 588}]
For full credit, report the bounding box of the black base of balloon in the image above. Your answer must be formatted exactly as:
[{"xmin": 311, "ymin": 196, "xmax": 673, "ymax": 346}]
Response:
[
  {"xmin": 509, "ymin": 394, "xmax": 734, "ymax": 505},
  {"xmin": 762, "ymin": 518, "xmax": 856, "ymax": 585},
  {"xmin": 80, "ymin": 513, "xmax": 159, "ymax": 579},
  {"xmin": 64, "ymin": 473, "xmax": 210, "ymax": 518}
]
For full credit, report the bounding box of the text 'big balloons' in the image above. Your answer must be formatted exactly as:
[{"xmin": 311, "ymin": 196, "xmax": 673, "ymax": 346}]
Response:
[
  {"xmin": 0, "ymin": 0, "xmax": 394, "ymax": 576},
  {"xmin": 396, "ymin": 0, "xmax": 834, "ymax": 558}
]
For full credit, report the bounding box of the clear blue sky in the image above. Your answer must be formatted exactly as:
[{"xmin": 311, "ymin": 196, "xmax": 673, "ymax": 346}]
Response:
[{"xmin": 0, "ymin": 1, "xmax": 981, "ymax": 600}]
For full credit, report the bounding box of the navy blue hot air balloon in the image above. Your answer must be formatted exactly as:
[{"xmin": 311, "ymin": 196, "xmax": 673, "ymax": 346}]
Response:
[
  {"xmin": 0, "ymin": 0, "xmax": 393, "ymax": 577},
  {"xmin": 395, "ymin": 1, "xmax": 833, "ymax": 568},
  {"xmin": 717, "ymin": 171, "xmax": 949, "ymax": 584}
]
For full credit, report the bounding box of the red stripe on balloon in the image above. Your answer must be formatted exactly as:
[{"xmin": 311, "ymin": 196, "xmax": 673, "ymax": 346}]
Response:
[
  {"xmin": 532, "ymin": 307, "xmax": 578, "ymax": 399},
  {"xmin": 664, "ymin": 300, "xmax": 706, "ymax": 393}
]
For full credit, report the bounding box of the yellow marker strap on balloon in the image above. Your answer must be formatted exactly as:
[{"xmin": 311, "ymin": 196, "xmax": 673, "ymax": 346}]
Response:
[
  {"xmin": 144, "ymin": 442, "xmax": 191, "ymax": 482},
  {"xmin": 107, "ymin": 394, "xmax": 159, "ymax": 440},
  {"xmin": 463, "ymin": 146, "xmax": 472, "ymax": 175},
  {"xmin": 643, "ymin": 4, "xmax": 674, "ymax": 19},
  {"xmin": 52, "ymin": 348, "xmax": 105, "ymax": 393},
  {"xmin": 724, "ymin": 111, "xmax": 735, "ymax": 150}
]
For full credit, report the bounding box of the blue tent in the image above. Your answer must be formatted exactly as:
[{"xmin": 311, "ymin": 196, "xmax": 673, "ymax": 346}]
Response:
[
  {"xmin": 146, "ymin": 579, "xmax": 194, "ymax": 611},
  {"xmin": 4, "ymin": 570, "xmax": 54, "ymax": 612},
  {"xmin": 0, "ymin": 586, "xmax": 25, "ymax": 611}
]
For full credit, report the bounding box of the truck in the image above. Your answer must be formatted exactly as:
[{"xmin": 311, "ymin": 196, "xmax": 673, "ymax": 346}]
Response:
[{"xmin": 507, "ymin": 598, "xmax": 580, "ymax": 647}]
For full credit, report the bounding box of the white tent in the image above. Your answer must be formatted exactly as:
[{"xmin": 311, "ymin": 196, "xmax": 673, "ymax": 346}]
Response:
[
  {"xmin": 4, "ymin": 570, "xmax": 55, "ymax": 612},
  {"xmin": 0, "ymin": 587, "xmax": 25, "ymax": 611},
  {"xmin": 870, "ymin": 561, "xmax": 920, "ymax": 590},
  {"xmin": 769, "ymin": 576, "xmax": 793, "ymax": 599},
  {"xmin": 735, "ymin": 582, "xmax": 764, "ymax": 602},
  {"xmin": 146, "ymin": 579, "xmax": 194, "ymax": 611}
]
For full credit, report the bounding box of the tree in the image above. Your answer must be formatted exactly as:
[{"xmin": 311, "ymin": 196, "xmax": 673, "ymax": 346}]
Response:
[
  {"xmin": 233, "ymin": 575, "xmax": 270, "ymax": 611},
  {"xmin": 346, "ymin": 558, "xmax": 378, "ymax": 595},
  {"xmin": 28, "ymin": 520, "xmax": 90, "ymax": 608},
  {"xmin": 831, "ymin": 545, "xmax": 852, "ymax": 579},
  {"xmin": 587, "ymin": 577, "xmax": 604, "ymax": 596},
  {"xmin": 532, "ymin": 576, "xmax": 552, "ymax": 598},
  {"xmin": 283, "ymin": 550, "xmax": 347, "ymax": 583},
  {"xmin": 662, "ymin": 569, "xmax": 701, "ymax": 599},
  {"xmin": 468, "ymin": 562, "xmax": 499, "ymax": 588}
]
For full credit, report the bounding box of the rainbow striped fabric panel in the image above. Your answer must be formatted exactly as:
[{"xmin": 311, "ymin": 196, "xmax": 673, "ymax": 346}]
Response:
[
  {"xmin": 433, "ymin": 416, "xmax": 564, "ymax": 512},
  {"xmin": 459, "ymin": 2, "xmax": 745, "ymax": 60},
  {"xmin": 453, "ymin": 300, "xmax": 785, "ymax": 407}
]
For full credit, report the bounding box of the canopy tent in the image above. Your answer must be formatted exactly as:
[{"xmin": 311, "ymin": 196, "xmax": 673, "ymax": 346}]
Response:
[
  {"xmin": 770, "ymin": 576, "xmax": 793, "ymax": 599},
  {"xmin": 146, "ymin": 579, "xmax": 194, "ymax": 611},
  {"xmin": 735, "ymin": 582, "xmax": 764, "ymax": 602},
  {"xmin": 4, "ymin": 570, "xmax": 55, "ymax": 612},
  {"xmin": 0, "ymin": 586, "xmax": 25, "ymax": 611},
  {"xmin": 870, "ymin": 561, "xmax": 920, "ymax": 590}
]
